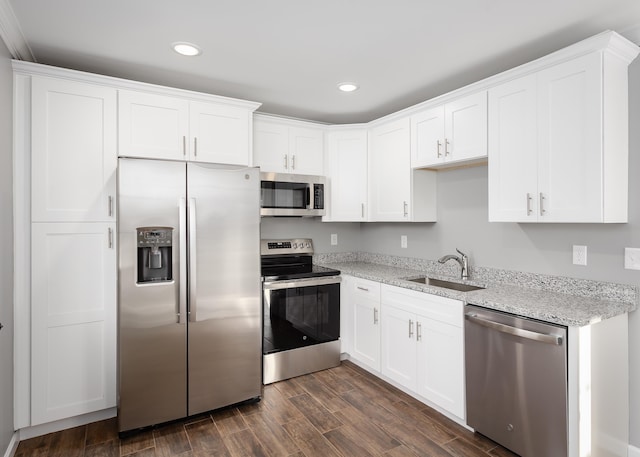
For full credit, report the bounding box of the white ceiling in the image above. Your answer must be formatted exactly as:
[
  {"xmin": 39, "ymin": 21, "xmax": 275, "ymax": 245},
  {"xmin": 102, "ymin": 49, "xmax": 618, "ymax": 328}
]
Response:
[{"xmin": 5, "ymin": 0, "xmax": 640, "ymax": 124}]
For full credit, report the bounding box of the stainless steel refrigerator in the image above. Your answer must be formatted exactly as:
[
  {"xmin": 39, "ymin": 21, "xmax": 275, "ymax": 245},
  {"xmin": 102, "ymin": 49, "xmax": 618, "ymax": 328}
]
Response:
[{"xmin": 117, "ymin": 158, "xmax": 262, "ymax": 433}]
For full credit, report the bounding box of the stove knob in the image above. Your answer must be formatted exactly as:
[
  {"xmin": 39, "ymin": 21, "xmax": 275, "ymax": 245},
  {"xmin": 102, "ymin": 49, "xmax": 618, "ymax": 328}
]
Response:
[
  {"xmin": 292, "ymin": 242, "xmax": 298, "ymax": 249},
  {"xmin": 306, "ymin": 242, "xmax": 311, "ymax": 248}
]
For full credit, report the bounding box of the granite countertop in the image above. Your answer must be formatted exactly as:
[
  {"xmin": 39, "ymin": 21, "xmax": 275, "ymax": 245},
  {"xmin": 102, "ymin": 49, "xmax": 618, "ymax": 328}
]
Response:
[{"xmin": 319, "ymin": 259, "xmax": 637, "ymax": 327}]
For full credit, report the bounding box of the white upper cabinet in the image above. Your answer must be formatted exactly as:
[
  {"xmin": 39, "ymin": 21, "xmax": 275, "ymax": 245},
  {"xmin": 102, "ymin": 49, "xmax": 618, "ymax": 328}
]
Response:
[
  {"xmin": 189, "ymin": 101, "xmax": 251, "ymax": 165},
  {"xmin": 31, "ymin": 76, "xmax": 117, "ymax": 222},
  {"xmin": 369, "ymin": 117, "xmax": 436, "ymax": 222},
  {"xmin": 254, "ymin": 116, "xmax": 324, "ymax": 175},
  {"xmin": 323, "ymin": 129, "xmax": 368, "ymax": 222},
  {"xmin": 119, "ymin": 91, "xmax": 255, "ymax": 165},
  {"xmin": 411, "ymin": 91, "xmax": 487, "ymax": 169},
  {"xmin": 489, "ymin": 46, "xmax": 633, "ymax": 223}
]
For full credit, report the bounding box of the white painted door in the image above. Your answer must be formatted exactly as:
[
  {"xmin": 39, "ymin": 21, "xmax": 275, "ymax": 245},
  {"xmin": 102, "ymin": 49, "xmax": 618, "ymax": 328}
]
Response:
[
  {"xmin": 488, "ymin": 74, "xmax": 538, "ymax": 222},
  {"xmin": 416, "ymin": 317, "xmax": 465, "ymax": 420},
  {"xmin": 189, "ymin": 102, "xmax": 251, "ymax": 165},
  {"xmin": 381, "ymin": 305, "xmax": 417, "ymax": 391},
  {"xmin": 31, "ymin": 222, "xmax": 116, "ymax": 425},
  {"xmin": 444, "ymin": 91, "xmax": 488, "ymax": 164},
  {"xmin": 288, "ymin": 126, "xmax": 324, "ymax": 175},
  {"xmin": 537, "ymin": 53, "xmax": 602, "ymax": 222},
  {"xmin": 31, "ymin": 77, "xmax": 116, "ymax": 222},
  {"xmin": 253, "ymin": 119, "xmax": 289, "ymax": 173},
  {"xmin": 118, "ymin": 90, "xmax": 189, "ymax": 160},
  {"xmin": 325, "ymin": 129, "xmax": 368, "ymax": 221},
  {"xmin": 350, "ymin": 279, "xmax": 381, "ymax": 371},
  {"xmin": 411, "ymin": 106, "xmax": 445, "ymax": 168},
  {"xmin": 369, "ymin": 117, "xmax": 411, "ymax": 221}
]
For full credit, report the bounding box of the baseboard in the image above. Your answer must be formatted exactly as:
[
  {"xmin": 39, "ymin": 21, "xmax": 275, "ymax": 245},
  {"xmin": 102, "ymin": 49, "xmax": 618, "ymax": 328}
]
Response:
[
  {"xmin": 629, "ymin": 444, "xmax": 640, "ymax": 457},
  {"xmin": 3, "ymin": 432, "xmax": 19, "ymax": 457},
  {"xmin": 18, "ymin": 408, "xmax": 116, "ymax": 440}
]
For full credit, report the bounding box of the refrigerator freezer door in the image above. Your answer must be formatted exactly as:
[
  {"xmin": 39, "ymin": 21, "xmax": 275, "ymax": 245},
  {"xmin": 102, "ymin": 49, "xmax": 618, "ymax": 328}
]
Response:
[
  {"xmin": 118, "ymin": 158, "xmax": 187, "ymax": 432},
  {"xmin": 187, "ymin": 163, "xmax": 262, "ymax": 415}
]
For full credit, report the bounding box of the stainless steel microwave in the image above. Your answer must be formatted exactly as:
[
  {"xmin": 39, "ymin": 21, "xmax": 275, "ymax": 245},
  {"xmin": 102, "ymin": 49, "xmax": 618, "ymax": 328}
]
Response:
[{"xmin": 260, "ymin": 172, "xmax": 325, "ymax": 217}]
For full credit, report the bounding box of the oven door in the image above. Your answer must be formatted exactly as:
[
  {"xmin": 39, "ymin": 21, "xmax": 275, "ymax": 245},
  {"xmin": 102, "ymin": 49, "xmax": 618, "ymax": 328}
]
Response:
[{"xmin": 262, "ymin": 276, "xmax": 341, "ymax": 355}]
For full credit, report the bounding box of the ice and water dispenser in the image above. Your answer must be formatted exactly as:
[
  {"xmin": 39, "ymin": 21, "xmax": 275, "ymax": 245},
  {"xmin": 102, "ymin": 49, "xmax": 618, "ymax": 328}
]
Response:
[{"xmin": 137, "ymin": 227, "xmax": 173, "ymax": 283}]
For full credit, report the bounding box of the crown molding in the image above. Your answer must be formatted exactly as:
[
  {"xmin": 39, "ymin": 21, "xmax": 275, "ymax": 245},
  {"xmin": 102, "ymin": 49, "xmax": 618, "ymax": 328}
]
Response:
[{"xmin": 0, "ymin": 0, "xmax": 34, "ymax": 61}]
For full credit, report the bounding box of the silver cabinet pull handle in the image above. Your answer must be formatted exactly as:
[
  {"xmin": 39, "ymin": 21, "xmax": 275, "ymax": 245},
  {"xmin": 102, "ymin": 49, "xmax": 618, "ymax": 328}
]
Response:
[
  {"xmin": 182, "ymin": 135, "xmax": 186, "ymax": 156},
  {"xmin": 361, "ymin": 203, "xmax": 365, "ymax": 219},
  {"xmin": 188, "ymin": 197, "xmax": 197, "ymax": 322},
  {"xmin": 107, "ymin": 227, "xmax": 113, "ymax": 249},
  {"xmin": 356, "ymin": 286, "xmax": 369, "ymax": 292},
  {"xmin": 416, "ymin": 321, "xmax": 422, "ymax": 341},
  {"xmin": 436, "ymin": 140, "xmax": 442, "ymax": 158},
  {"xmin": 108, "ymin": 195, "xmax": 113, "ymax": 217},
  {"xmin": 194, "ymin": 137, "xmax": 198, "ymax": 157},
  {"xmin": 374, "ymin": 307, "xmax": 379, "ymax": 324},
  {"xmin": 403, "ymin": 201, "xmax": 408, "ymax": 217},
  {"xmin": 178, "ymin": 198, "xmax": 188, "ymax": 324},
  {"xmin": 291, "ymin": 155, "xmax": 296, "ymax": 170},
  {"xmin": 409, "ymin": 319, "xmax": 414, "ymax": 338},
  {"xmin": 445, "ymin": 138, "xmax": 451, "ymax": 156},
  {"xmin": 526, "ymin": 193, "xmax": 532, "ymax": 216},
  {"xmin": 284, "ymin": 154, "xmax": 288, "ymax": 170},
  {"xmin": 540, "ymin": 193, "xmax": 546, "ymax": 215},
  {"xmin": 465, "ymin": 313, "xmax": 563, "ymax": 345}
]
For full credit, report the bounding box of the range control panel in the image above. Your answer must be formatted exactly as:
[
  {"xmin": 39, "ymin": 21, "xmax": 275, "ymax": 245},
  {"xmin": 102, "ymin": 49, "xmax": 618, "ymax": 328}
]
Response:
[{"xmin": 261, "ymin": 238, "xmax": 313, "ymax": 256}]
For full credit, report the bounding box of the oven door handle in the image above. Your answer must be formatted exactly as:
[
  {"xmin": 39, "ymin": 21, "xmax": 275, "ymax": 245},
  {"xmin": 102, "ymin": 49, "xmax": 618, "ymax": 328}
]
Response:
[{"xmin": 263, "ymin": 275, "xmax": 341, "ymax": 290}]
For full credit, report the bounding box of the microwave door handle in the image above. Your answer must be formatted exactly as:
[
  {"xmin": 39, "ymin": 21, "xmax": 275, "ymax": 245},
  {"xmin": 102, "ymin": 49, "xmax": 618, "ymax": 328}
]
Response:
[{"xmin": 306, "ymin": 186, "xmax": 311, "ymax": 209}]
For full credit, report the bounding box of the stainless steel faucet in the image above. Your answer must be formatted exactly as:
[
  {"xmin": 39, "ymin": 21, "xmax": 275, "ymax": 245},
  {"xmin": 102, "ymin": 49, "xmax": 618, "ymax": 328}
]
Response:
[{"xmin": 438, "ymin": 248, "xmax": 469, "ymax": 280}]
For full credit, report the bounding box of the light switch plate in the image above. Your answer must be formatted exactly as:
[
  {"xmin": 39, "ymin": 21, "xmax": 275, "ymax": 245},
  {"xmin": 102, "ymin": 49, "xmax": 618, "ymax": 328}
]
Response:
[
  {"xmin": 401, "ymin": 235, "xmax": 407, "ymax": 249},
  {"xmin": 624, "ymin": 248, "xmax": 640, "ymax": 270},
  {"xmin": 330, "ymin": 234, "xmax": 338, "ymax": 246},
  {"xmin": 572, "ymin": 245, "xmax": 587, "ymax": 266}
]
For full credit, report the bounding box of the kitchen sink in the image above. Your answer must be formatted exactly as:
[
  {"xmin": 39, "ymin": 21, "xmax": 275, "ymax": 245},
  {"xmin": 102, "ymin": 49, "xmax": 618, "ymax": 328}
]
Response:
[{"xmin": 407, "ymin": 277, "xmax": 485, "ymax": 292}]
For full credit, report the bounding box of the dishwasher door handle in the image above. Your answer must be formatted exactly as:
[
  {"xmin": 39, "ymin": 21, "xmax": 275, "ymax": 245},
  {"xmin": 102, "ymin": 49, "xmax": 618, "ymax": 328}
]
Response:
[{"xmin": 465, "ymin": 313, "xmax": 563, "ymax": 345}]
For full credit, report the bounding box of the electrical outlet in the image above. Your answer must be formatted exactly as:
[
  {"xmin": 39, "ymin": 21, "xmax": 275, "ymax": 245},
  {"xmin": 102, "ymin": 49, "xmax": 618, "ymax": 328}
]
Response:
[
  {"xmin": 401, "ymin": 235, "xmax": 407, "ymax": 249},
  {"xmin": 624, "ymin": 248, "xmax": 640, "ymax": 270},
  {"xmin": 572, "ymin": 245, "xmax": 587, "ymax": 266},
  {"xmin": 330, "ymin": 233, "xmax": 338, "ymax": 246}
]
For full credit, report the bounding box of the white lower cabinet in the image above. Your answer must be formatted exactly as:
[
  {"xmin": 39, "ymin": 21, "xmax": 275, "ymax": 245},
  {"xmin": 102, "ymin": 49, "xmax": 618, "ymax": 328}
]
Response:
[
  {"xmin": 380, "ymin": 284, "xmax": 465, "ymax": 420},
  {"xmin": 31, "ymin": 222, "xmax": 117, "ymax": 425},
  {"xmin": 347, "ymin": 276, "xmax": 381, "ymax": 372}
]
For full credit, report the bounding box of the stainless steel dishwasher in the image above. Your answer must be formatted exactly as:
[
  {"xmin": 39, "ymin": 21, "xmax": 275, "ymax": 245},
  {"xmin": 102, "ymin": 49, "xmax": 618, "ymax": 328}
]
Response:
[{"xmin": 465, "ymin": 304, "xmax": 568, "ymax": 457}]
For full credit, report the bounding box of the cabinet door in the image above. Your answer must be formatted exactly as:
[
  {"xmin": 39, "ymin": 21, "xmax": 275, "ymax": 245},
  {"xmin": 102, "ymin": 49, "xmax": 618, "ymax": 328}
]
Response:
[
  {"xmin": 253, "ymin": 119, "xmax": 289, "ymax": 173},
  {"xmin": 488, "ymin": 74, "xmax": 538, "ymax": 222},
  {"xmin": 189, "ymin": 102, "xmax": 251, "ymax": 165},
  {"xmin": 325, "ymin": 130, "xmax": 368, "ymax": 221},
  {"xmin": 31, "ymin": 222, "xmax": 116, "ymax": 425},
  {"xmin": 416, "ymin": 318, "xmax": 465, "ymax": 419},
  {"xmin": 118, "ymin": 90, "xmax": 189, "ymax": 160},
  {"xmin": 537, "ymin": 53, "xmax": 603, "ymax": 222},
  {"xmin": 369, "ymin": 118, "xmax": 411, "ymax": 221},
  {"xmin": 288, "ymin": 126, "xmax": 324, "ymax": 175},
  {"xmin": 411, "ymin": 106, "xmax": 445, "ymax": 168},
  {"xmin": 32, "ymin": 77, "xmax": 116, "ymax": 222},
  {"xmin": 381, "ymin": 305, "xmax": 417, "ymax": 390},
  {"xmin": 351, "ymin": 279, "xmax": 381, "ymax": 372},
  {"xmin": 445, "ymin": 91, "xmax": 488, "ymax": 163}
]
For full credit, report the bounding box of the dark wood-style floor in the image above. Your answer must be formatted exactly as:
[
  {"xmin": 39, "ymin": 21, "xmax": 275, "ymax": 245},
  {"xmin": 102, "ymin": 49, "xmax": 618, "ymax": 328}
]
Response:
[{"xmin": 15, "ymin": 361, "xmax": 517, "ymax": 457}]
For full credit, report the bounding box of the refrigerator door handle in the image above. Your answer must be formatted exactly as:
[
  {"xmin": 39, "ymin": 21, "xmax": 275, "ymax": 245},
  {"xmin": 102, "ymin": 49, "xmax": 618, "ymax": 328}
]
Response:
[
  {"xmin": 178, "ymin": 197, "xmax": 188, "ymax": 324},
  {"xmin": 188, "ymin": 197, "xmax": 197, "ymax": 322}
]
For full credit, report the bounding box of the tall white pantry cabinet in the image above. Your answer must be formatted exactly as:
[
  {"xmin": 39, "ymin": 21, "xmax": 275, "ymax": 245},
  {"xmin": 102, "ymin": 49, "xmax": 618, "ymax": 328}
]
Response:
[
  {"xmin": 15, "ymin": 72, "xmax": 118, "ymax": 428},
  {"xmin": 13, "ymin": 62, "xmax": 260, "ymax": 433}
]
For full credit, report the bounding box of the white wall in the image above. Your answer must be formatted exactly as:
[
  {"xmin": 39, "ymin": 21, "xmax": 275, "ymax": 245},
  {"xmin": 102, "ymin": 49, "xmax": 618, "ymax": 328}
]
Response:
[{"xmin": 0, "ymin": 41, "xmax": 14, "ymax": 452}]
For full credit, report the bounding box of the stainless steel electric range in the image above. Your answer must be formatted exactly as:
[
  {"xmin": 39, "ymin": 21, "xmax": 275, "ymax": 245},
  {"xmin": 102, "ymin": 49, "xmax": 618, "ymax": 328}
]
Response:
[{"xmin": 261, "ymin": 238, "xmax": 341, "ymax": 384}]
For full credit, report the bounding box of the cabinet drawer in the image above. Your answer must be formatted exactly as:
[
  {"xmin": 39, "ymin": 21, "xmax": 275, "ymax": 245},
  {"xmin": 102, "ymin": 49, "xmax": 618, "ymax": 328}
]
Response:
[
  {"xmin": 350, "ymin": 278, "xmax": 381, "ymax": 300},
  {"xmin": 381, "ymin": 284, "xmax": 462, "ymax": 327}
]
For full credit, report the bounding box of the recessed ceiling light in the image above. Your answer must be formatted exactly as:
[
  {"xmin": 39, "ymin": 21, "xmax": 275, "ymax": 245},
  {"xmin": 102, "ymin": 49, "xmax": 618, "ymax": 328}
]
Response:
[
  {"xmin": 337, "ymin": 82, "xmax": 359, "ymax": 92},
  {"xmin": 172, "ymin": 42, "xmax": 202, "ymax": 56}
]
